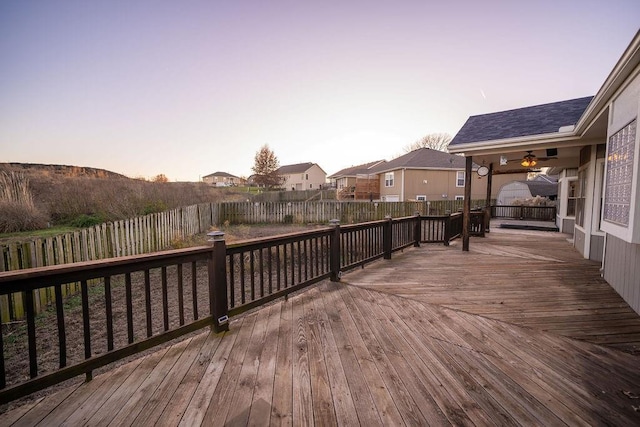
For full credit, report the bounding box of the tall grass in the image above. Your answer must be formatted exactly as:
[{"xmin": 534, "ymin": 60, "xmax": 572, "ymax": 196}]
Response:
[{"xmin": 0, "ymin": 172, "xmax": 48, "ymax": 232}]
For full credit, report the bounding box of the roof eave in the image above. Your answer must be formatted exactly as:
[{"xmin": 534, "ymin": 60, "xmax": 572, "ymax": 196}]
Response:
[{"xmin": 448, "ymin": 132, "xmax": 582, "ymax": 155}]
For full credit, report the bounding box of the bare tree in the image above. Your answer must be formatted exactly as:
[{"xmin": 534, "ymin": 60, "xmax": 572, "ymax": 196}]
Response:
[
  {"xmin": 152, "ymin": 174, "xmax": 169, "ymax": 183},
  {"xmin": 251, "ymin": 145, "xmax": 283, "ymax": 189},
  {"xmin": 403, "ymin": 133, "xmax": 452, "ymax": 153}
]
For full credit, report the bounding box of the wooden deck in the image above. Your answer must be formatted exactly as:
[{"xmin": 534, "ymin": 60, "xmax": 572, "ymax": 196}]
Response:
[{"xmin": 2, "ymin": 228, "xmax": 640, "ymax": 425}]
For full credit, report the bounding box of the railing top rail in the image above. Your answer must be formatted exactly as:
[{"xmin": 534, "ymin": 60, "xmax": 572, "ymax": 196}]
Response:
[
  {"xmin": 340, "ymin": 219, "xmax": 388, "ymax": 232},
  {"xmin": 0, "ymin": 246, "xmax": 213, "ymax": 292},
  {"xmin": 226, "ymin": 227, "xmax": 334, "ymax": 252},
  {"xmin": 492, "ymin": 205, "xmax": 556, "ymax": 209}
]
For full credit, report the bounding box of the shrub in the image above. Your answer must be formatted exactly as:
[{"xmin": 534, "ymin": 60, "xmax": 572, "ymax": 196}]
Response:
[
  {"xmin": 69, "ymin": 214, "xmax": 105, "ymax": 228},
  {"xmin": 0, "ymin": 201, "xmax": 48, "ymax": 233},
  {"xmin": 142, "ymin": 200, "xmax": 168, "ymax": 215}
]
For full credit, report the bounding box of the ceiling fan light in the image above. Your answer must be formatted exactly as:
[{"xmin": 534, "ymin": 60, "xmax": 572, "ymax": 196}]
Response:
[{"xmin": 521, "ymin": 153, "xmax": 537, "ymax": 168}]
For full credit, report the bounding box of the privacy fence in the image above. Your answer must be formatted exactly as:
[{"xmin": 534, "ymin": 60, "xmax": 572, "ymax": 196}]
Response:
[
  {"xmin": 0, "ymin": 212, "xmax": 486, "ymax": 403},
  {"xmin": 1, "ymin": 200, "xmax": 489, "ymax": 273}
]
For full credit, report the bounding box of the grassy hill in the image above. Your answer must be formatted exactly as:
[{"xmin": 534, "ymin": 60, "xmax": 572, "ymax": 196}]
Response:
[{"xmin": 0, "ymin": 163, "xmax": 248, "ymax": 233}]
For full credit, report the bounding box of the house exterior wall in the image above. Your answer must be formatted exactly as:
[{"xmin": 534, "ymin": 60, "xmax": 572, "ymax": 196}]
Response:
[
  {"xmin": 556, "ymin": 169, "xmax": 578, "ymax": 234},
  {"xmin": 203, "ymin": 175, "xmax": 237, "ymax": 186},
  {"xmin": 574, "ymin": 228, "xmax": 586, "ymax": 256},
  {"xmin": 604, "ymin": 234, "xmax": 640, "ymax": 315},
  {"xmin": 590, "ymin": 234, "xmax": 605, "ymax": 262},
  {"xmin": 282, "ymin": 164, "xmax": 327, "ymax": 191},
  {"xmin": 600, "ymin": 69, "xmax": 640, "ymax": 315},
  {"xmin": 378, "ymin": 168, "xmax": 526, "ymax": 202},
  {"xmin": 334, "ymin": 176, "xmax": 356, "ymax": 190}
]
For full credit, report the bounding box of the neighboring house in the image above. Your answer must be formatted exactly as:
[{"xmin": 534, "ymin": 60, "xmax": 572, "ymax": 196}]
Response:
[
  {"xmin": 448, "ymin": 31, "xmax": 640, "ymax": 314},
  {"xmin": 202, "ymin": 171, "xmax": 240, "ymax": 187},
  {"xmin": 328, "ymin": 160, "xmax": 385, "ymax": 200},
  {"xmin": 277, "ymin": 162, "xmax": 327, "ymax": 191},
  {"xmin": 366, "ymin": 148, "xmax": 525, "ymax": 202},
  {"xmin": 497, "ymin": 177, "xmax": 558, "ymax": 205}
]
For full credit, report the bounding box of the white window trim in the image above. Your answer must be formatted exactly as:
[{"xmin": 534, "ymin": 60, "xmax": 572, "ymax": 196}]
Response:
[
  {"xmin": 416, "ymin": 195, "xmax": 427, "ymax": 201},
  {"xmin": 456, "ymin": 171, "xmax": 465, "ymax": 187},
  {"xmin": 455, "ymin": 195, "xmax": 464, "ymax": 201},
  {"xmin": 385, "ymin": 172, "xmax": 394, "ymax": 187}
]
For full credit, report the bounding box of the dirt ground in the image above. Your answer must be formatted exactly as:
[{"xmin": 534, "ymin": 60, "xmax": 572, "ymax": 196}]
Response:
[{"xmin": 0, "ymin": 223, "xmax": 326, "ymax": 413}]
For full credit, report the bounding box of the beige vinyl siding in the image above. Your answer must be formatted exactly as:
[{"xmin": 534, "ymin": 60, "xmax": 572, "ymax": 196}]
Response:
[
  {"xmin": 379, "ymin": 169, "xmax": 528, "ymax": 202},
  {"xmin": 305, "ymin": 164, "xmax": 327, "ymax": 189}
]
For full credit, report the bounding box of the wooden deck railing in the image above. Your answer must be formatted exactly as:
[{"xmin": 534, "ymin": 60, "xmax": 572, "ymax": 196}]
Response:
[
  {"xmin": 0, "ymin": 212, "xmax": 484, "ymax": 403},
  {"xmin": 491, "ymin": 205, "xmax": 556, "ymax": 221}
]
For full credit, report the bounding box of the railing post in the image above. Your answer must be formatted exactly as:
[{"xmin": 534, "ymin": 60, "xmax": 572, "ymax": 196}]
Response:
[
  {"xmin": 329, "ymin": 219, "xmax": 341, "ymax": 281},
  {"xmin": 444, "ymin": 215, "xmax": 451, "ymax": 246},
  {"xmin": 208, "ymin": 231, "xmax": 229, "ymax": 333},
  {"xmin": 383, "ymin": 215, "xmax": 392, "ymax": 259},
  {"xmin": 413, "ymin": 211, "xmax": 421, "ymax": 247}
]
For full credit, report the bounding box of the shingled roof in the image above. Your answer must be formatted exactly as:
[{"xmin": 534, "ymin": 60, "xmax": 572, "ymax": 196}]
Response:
[
  {"xmin": 328, "ymin": 160, "xmax": 385, "ymax": 179},
  {"xmin": 202, "ymin": 171, "xmax": 239, "ymax": 179},
  {"xmin": 449, "ymin": 96, "xmax": 593, "ymax": 146},
  {"xmin": 276, "ymin": 162, "xmax": 322, "ymax": 175},
  {"xmin": 369, "ymin": 148, "xmax": 470, "ymax": 174}
]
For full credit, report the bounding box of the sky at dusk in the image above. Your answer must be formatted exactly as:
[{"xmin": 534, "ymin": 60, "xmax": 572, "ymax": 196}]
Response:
[{"xmin": 1, "ymin": 1, "xmax": 639, "ymax": 181}]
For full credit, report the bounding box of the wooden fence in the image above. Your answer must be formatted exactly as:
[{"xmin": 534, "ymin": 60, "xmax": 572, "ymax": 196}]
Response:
[{"xmin": 250, "ymin": 189, "xmax": 337, "ymax": 203}]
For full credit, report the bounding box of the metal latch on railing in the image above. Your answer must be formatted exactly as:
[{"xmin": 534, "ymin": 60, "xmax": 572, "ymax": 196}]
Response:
[{"xmin": 218, "ymin": 315, "xmax": 229, "ymax": 325}]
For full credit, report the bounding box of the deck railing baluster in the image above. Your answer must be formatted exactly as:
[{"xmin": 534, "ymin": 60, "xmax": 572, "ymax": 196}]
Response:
[
  {"xmin": 105, "ymin": 276, "xmax": 114, "ymax": 350},
  {"xmin": 54, "ymin": 284, "xmax": 67, "ymax": 367},
  {"xmin": 25, "ymin": 290, "xmax": 37, "ymax": 379},
  {"xmin": 161, "ymin": 267, "xmax": 169, "ymax": 331},
  {"xmin": 125, "ymin": 273, "xmax": 133, "ymax": 343},
  {"xmin": 177, "ymin": 264, "xmax": 184, "ymax": 326},
  {"xmin": 192, "ymin": 261, "xmax": 198, "ymax": 319},
  {"xmin": 144, "ymin": 270, "xmax": 152, "ymax": 337},
  {"xmin": 80, "ymin": 279, "xmax": 92, "ymax": 381}
]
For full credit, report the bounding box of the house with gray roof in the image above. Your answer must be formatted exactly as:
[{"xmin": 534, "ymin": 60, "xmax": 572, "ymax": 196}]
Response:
[
  {"xmin": 448, "ymin": 30, "xmax": 640, "ymax": 315},
  {"xmin": 328, "ymin": 160, "xmax": 385, "ymax": 200},
  {"xmin": 367, "ymin": 148, "xmax": 526, "ymax": 202},
  {"xmin": 202, "ymin": 171, "xmax": 240, "ymax": 187},
  {"xmin": 276, "ymin": 162, "xmax": 327, "ymax": 191}
]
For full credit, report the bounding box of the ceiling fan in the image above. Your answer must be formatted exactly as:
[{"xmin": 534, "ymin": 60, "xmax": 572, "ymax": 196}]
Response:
[{"xmin": 507, "ymin": 150, "xmax": 558, "ymax": 167}]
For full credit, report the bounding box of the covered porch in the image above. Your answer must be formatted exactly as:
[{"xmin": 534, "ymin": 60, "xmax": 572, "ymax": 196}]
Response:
[{"xmin": 2, "ymin": 227, "xmax": 639, "ymax": 425}]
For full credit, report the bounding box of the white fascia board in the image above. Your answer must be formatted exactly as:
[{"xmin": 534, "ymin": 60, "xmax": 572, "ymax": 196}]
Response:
[{"xmin": 447, "ymin": 133, "xmax": 582, "ymax": 155}]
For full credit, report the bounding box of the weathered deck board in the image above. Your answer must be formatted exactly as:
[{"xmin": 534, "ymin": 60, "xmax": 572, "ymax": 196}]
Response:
[
  {"xmin": 348, "ymin": 228, "xmax": 640, "ymax": 355},
  {"xmin": 2, "ymin": 228, "xmax": 640, "ymax": 425}
]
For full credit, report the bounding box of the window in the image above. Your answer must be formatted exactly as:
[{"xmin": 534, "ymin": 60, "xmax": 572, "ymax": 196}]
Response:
[
  {"xmin": 456, "ymin": 171, "xmax": 465, "ymax": 187},
  {"xmin": 575, "ymin": 168, "xmax": 587, "ymax": 227},
  {"xmin": 385, "ymin": 172, "xmax": 394, "ymax": 187},
  {"xmin": 416, "ymin": 195, "xmax": 426, "ymax": 201},
  {"xmin": 455, "ymin": 195, "xmax": 464, "ymax": 201},
  {"xmin": 604, "ymin": 119, "xmax": 635, "ymax": 226},
  {"xmin": 309, "ymin": 184, "xmax": 313, "ymax": 189},
  {"xmin": 305, "ymin": 174, "xmax": 309, "ymax": 180},
  {"xmin": 567, "ymin": 180, "xmax": 577, "ymax": 217}
]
